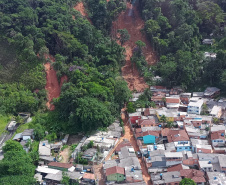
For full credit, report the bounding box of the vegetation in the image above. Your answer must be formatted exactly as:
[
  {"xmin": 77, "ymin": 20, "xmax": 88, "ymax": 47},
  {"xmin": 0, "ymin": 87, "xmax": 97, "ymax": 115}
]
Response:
[
  {"xmin": 0, "ymin": 115, "xmax": 11, "ymax": 135},
  {"xmin": 140, "ymin": 0, "xmax": 226, "ymax": 91},
  {"xmin": 0, "ymin": 140, "xmax": 36, "ymax": 185},
  {"xmin": 179, "ymin": 178, "xmax": 196, "ymax": 185}
]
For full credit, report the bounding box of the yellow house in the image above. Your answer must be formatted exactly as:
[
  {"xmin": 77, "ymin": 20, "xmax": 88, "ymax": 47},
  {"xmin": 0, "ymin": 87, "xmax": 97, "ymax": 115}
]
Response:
[{"xmin": 156, "ymin": 108, "xmax": 177, "ymax": 122}]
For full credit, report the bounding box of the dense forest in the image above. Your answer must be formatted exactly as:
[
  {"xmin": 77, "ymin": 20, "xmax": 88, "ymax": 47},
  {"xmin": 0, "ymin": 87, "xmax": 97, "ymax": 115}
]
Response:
[{"xmin": 139, "ymin": 0, "xmax": 226, "ymax": 90}]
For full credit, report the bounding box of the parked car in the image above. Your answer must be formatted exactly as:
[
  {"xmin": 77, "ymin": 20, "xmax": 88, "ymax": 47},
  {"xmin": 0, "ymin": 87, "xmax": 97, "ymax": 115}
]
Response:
[{"xmin": 136, "ymin": 151, "xmax": 142, "ymax": 158}]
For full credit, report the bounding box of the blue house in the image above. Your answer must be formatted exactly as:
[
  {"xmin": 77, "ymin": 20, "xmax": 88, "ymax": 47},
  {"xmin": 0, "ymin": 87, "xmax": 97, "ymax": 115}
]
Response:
[
  {"xmin": 175, "ymin": 141, "xmax": 192, "ymax": 152},
  {"xmin": 142, "ymin": 130, "xmax": 159, "ymax": 144},
  {"xmin": 143, "ymin": 135, "xmax": 156, "ymax": 144}
]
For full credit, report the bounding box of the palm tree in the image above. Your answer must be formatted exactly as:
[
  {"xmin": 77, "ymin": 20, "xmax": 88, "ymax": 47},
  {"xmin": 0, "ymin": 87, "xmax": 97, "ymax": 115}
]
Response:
[{"xmin": 160, "ymin": 115, "xmax": 167, "ymax": 123}]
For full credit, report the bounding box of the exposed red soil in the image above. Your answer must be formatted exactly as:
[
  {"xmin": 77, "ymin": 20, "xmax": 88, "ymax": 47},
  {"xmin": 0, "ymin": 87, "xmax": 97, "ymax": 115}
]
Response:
[
  {"xmin": 105, "ymin": 110, "xmax": 151, "ymax": 185},
  {"xmin": 112, "ymin": 2, "xmax": 156, "ymax": 92},
  {"xmin": 44, "ymin": 54, "xmax": 68, "ymax": 111},
  {"xmin": 73, "ymin": 2, "xmax": 92, "ymax": 23}
]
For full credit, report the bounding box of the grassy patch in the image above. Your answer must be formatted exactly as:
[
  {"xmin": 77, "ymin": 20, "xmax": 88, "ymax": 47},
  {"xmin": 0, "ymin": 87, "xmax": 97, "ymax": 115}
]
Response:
[{"xmin": 0, "ymin": 115, "xmax": 11, "ymax": 135}]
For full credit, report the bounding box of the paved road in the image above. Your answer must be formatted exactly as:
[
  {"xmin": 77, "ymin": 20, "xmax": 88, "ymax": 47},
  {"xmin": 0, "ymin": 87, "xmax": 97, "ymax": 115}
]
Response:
[{"xmin": 0, "ymin": 124, "xmax": 19, "ymax": 149}]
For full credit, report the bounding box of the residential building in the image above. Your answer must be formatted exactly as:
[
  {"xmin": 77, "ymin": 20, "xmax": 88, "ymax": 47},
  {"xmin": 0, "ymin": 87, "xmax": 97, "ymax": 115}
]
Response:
[
  {"xmin": 165, "ymin": 152, "xmax": 183, "ymax": 166},
  {"xmin": 180, "ymin": 169, "xmax": 206, "ymax": 185},
  {"xmin": 185, "ymin": 125, "xmax": 208, "ymax": 139},
  {"xmin": 191, "ymin": 139, "xmax": 212, "ymax": 153},
  {"xmin": 193, "ymin": 92, "xmax": 204, "ymax": 98},
  {"xmin": 204, "ymin": 87, "xmax": 220, "ymax": 98},
  {"xmin": 129, "ymin": 92, "xmax": 143, "ymax": 102},
  {"xmin": 167, "ymin": 130, "xmax": 190, "ymax": 152},
  {"xmin": 138, "ymin": 117, "xmax": 156, "ymax": 127},
  {"xmin": 166, "ymin": 96, "xmax": 181, "ymax": 109},
  {"xmin": 218, "ymin": 156, "xmax": 226, "ymax": 173},
  {"xmin": 83, "ymin": 173, "xmax": 95, "ymax": 183},
  {"xmin": 82, "ymin": 148, "xmax": 97, "ymax": 161},
  {"xmin": 151, "ymin": 171, "xmax": 182, "ymax": 185},
  {"xmin": 207, "ymin": 172, "xmax": 226, "ymax": 185},
  {"xmin": 210, "ymin": 125, "xmax": 225, "ymax": 147},
  {"xmin": 150, "ymin": 86, "xmax": 169, "ymax": 93},
  {"xmin": 210, "ymin": 106, "xmax": 222, "ymax": 118},
  {"xmin": 21, "ymin": 129, "xmax": 34, "ymax": 141},
  {"xmin": 106, "ymin": 166, "xmax": 125, "ymax": 182},
  {"xmin": 167, "ymin": 164, "xmax": 189, "ymax": 172},
  {"xmin": 151, "ymin": 92, "xmax": 166, "ymax": 107},
  {"xmin": 48, "ymin": 162, "xmax": 74, "ymax": 171},
  {"xmin": 202, "ymin": 39, "xmax": 214, "ymax": 45},
  {"xmin": 129, "ymin": 112, "xmax": 141, "ymax": 125},
  {"xmin": 187, "ymin": 99, "xmax": 203, "ymax": 115},
  {"xmin": 118, "ymin": 146, "xmax": 136, "ymax": 159},
  {"xmin": 180, "ymin": 93, "xmax": 191, "ymax": 105}
]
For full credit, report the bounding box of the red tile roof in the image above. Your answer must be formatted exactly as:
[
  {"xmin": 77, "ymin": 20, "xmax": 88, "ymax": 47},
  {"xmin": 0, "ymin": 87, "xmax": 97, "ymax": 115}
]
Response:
[
  {"xmin": 161, "ymin": 128, "xmax": 170, "ymax": 137},
  {"xmin": 48, "ymin": 162, "xmax": 73, "ymax": 169},
  {"xmin": 143, "ymin": 130, "xmax": 159, "ymax": 137},
  {"xmin": 154, "ymin": 86, "xmax": 167, "ymax": 89},
  {"xmin": 83, "ymin": 173, "xmax": 95, "ymax": 180},
  {"xmin": 167, "ymin": 130, "xmax": 189, "ymax": 142},
  {"xmin": 211, "ymin": 132, "xmax": 225, "ymax": 140},
  {"xmin": 167, "ymin": 164, "xmax": 184, "ymax": 172},
  {"xmin": 180, "ymin": 169, "xmax": 205, "ymax": 183},
  {"xmin": 106, "ymin": 166, "xmax": 125, "ymax": 176},
  {"xmin": 138, "ymin": 119, "xmax": 155, "ymax": 126},
  {"xmin": 166, "ymin": 97, "xmax": 180, "ymax": 104}
]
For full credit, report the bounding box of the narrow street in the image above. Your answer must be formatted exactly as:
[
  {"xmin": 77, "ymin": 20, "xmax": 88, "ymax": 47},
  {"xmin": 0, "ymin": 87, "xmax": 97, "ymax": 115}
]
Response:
[{"xmin": 104, "ymin": 110, "xmax": 151, "ymax": 185}]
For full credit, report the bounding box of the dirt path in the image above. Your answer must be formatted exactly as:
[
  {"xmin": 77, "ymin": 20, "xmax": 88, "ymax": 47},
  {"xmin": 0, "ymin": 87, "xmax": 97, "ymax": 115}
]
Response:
[
  {"xmin": 93, "ymin": 164, "xmax": 105, "ymax": 185},
  {"xmin": 44, "ymin": 54, "xmax": 68, "ymax": 110},
  {"xmin": 60, "ymin": 147, "xmax": 70, "ymax": 163},
  {"xmin": 105, "ymin": 111, "xmax": 151, "ymax": 185},
  {"xmin": 112, "ymin": 2, "xmax": 156, "ymax": 91}
]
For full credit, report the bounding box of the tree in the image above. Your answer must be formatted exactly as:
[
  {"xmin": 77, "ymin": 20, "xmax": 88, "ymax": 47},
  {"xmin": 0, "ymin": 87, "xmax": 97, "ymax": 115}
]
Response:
[
  {"xmin": 61, "ymin": 172, "xmax": 70, "ymax": 185},
  {"xmin": 166, "ymin": 121, "xmax": 174, "ymax": 128},
  {"xmin": 87, "ymin": 141, "xmax": 94, "ymax": 148},
  {"xmin": 135, "ymin": 40, "xmax": 146, "ymax": 56},
  {"xmin": 117, "ymin": 29, "xmax": 130, "ymax": 46},
  {"xmin": 160, "ymin": 115, "xmax": 167, "ymax": 123},
  {"xmin": 213, "ymin": 117, "xmax": 220, "ymax": 124},
  {"xmin": 33, "ymin": 123, "xmax": 45, "ymax": 141},
  {"xmin": 197, "ymin": 1, "xmax": 224, "ymax": 34},
  {"xmin": 127, "ymin": 102, "xmax": 135, "ymax": 113},
  {"xmin": 2, "ymin": 140, "xmax": 23, "ymax": 153},
  {"xmin": 180, "ymin": 178, "xmax": 196, "ymax": 185}
]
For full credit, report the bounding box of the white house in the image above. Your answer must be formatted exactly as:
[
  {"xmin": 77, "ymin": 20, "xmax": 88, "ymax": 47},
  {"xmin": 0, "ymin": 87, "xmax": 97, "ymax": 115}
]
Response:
[{"xmin": 187, "ymin": 99, "xmax": 204, "ymax": 115}]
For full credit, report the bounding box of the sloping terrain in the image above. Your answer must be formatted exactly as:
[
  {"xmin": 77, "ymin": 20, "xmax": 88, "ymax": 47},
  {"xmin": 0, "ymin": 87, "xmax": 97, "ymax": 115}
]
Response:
[
  {"xmin": 112, "ymin": 2, "xmax": 156, "ymax": 91},
  {"xmin": 73, "ymin": 2, "xmax": 92, "ymax": 23},
  {"xmin": 44, "ymin": 55, "xmax": 67, "ymax": 110}
]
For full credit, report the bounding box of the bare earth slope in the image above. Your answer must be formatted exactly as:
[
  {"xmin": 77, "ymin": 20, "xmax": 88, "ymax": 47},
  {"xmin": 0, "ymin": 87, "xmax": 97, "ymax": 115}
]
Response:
[{"xmin": 112, "ymin": 2, "xmax": 156, "ymax": 91}]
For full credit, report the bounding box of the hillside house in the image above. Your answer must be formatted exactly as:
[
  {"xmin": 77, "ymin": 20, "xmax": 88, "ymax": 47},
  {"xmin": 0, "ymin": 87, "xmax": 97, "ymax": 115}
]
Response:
[
  {"xmin": 166, "ymin": 96, "xmax": 181, "ymax": 109},
  {"xmin": 48, "ymin": 162, "xmax": 74, "ymax": 171},
  {"xmin": 21, "ymin": 129, "xmax": 34, "ymax": 141},
  {"xmin": 187, "ymin": 99, "xmax": 204, "ymax": 115},
  {"xmin": 151, "ymin": 171, "xmax": 182, "ymax": 185},
  {"xmin": 210, "ymin": 106, "xmax": 222, "ymax": 118},
  {"xmin": 167, "ymin": 130, "xmax": 190, "ymax": 152},
  {"xmin": 204, "ymin": 87, "xmax": 220, "ymax": 98},
  {"xmin": 106, "ymin": 166, "xmax": 125, "ymax": 182},
  {"xmin": 180, "ymin": 169, "xmax": 206, "ymax": 185}
]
